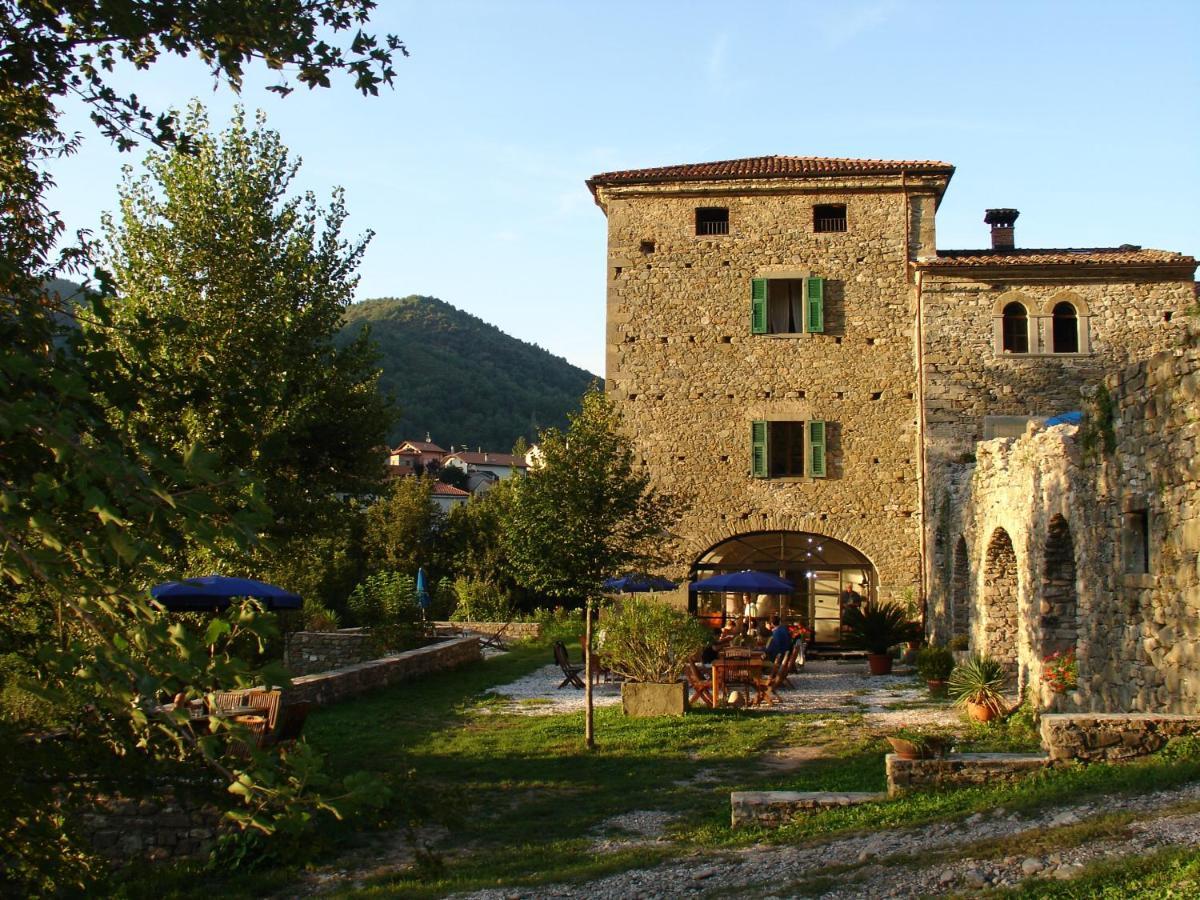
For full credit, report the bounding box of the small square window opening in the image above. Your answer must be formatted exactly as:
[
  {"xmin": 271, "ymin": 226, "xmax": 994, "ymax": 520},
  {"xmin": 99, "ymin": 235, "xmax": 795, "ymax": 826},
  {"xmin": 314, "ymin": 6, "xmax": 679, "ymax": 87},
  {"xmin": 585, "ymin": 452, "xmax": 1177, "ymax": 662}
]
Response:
[
  {"xmin": 813, "ymin": 204, "xmax": 848, "ymax": 233},
  {"xmin": 696, "ymin": 207, "xmax": 729, "ymax": 236}
]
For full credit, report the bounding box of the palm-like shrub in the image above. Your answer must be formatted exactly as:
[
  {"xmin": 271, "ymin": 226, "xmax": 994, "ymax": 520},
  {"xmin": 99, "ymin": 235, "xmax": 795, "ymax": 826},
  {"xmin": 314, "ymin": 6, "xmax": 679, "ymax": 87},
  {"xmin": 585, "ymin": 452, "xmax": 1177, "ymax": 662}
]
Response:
[
  {"xmin": 948, "ymin": 655, "xmax": 1008, "ymax": 711},
  {"xmin": 842, "ymin": 600, "xmax": 922, "ymax": 655},
  {"xmin": 598, "ymin": 597, "xmax": 709, "ymax": 683}
]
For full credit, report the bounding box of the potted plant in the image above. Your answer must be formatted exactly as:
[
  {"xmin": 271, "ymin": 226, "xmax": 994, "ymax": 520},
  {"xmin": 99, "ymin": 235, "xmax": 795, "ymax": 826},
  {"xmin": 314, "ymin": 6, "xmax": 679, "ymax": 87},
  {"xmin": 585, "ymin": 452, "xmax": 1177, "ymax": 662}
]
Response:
[
  {"xmin": 916, "ymin": 645, "xmax": 955, "ymax": 697},
  {"xmin": 842, "ymin": 600, "xmax": 922, "ymax": 675},
  {"xmin": 886, "ymin": 725, "xmax": 952, "ymax": 760},
  {"xmin": 948, "ymin": 654, "xmax": 1008, "ymax": 723},
  {"xmin": 599, "ymin": 596, "xmax": 710, "ymax": 717}
]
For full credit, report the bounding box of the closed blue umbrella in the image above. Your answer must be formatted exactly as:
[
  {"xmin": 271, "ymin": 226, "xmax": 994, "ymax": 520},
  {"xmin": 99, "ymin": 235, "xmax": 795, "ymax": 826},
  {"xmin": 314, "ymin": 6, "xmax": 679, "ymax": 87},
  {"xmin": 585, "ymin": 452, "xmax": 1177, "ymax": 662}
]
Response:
[
  {"xmin": 688, "ymin": 570, "xmax": 794, "ymax": 594},
  {"xmin": 415, "ymin": 567, "xmax": 430, "ymax": 610},
  {"xmin": 150, "ymin": 575, "xmax": 302, "ymax": 611},
  {"xmin": 602, "ymin": 574, "xmax": 678, "ymax": 593}
]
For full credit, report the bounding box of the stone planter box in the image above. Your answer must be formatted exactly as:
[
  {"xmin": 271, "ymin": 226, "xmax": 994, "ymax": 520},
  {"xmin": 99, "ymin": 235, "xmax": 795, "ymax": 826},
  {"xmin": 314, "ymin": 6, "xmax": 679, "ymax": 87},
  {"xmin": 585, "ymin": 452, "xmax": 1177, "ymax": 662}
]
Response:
[
  {"xmin": 1040, "ymin": 713, "xmax": 1200, "ymax": 762},
  {"xmin": 886, "ymin": 752, "xmax": 1051, "ymax": 797},
  {"xmin": 621, "ymin": 681, "xmax": 686, "ymax": 717}
]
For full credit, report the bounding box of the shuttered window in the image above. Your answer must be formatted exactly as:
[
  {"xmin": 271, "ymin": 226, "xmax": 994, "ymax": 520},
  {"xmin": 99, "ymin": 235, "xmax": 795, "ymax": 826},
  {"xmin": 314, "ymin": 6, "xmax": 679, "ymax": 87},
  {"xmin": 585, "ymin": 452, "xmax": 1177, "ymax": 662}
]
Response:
[
  {"xmin": 751, "ymin": 278, "xmax": 768, "ymax": 334},
  {"xmin": 751, "ymin": 420, "xmax": 830, "ymax": 479},
  {"xmin": 805, "ymin": 277, "xmax": 825, "ymax": 333},
  {"xmin": 808, "ymin": 420, "xmax": 827, "ymax": 477},
  {"xmin": 751, "ymin": 420, "xmax": 768, "ymax": 477}
]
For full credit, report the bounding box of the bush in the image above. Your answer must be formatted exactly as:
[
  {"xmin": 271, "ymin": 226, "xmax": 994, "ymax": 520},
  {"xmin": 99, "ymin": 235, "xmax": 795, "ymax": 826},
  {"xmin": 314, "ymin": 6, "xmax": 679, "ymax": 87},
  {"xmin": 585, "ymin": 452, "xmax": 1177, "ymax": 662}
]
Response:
[
  {"xmin": 449, "ymin": 576, "xmax": 512, "ymax": 622},
  {"xmin": 301, "ymin": 598, "xmax": 341, "ymax": 632},
  {"xmin": 597, "ymin": 597, "xmax": 709, "ymax": 683},
  {"xmin": 347, "ymin": 572, "xmax": 422, "ymax": 652},
  {"xmin": 948, "ymin": 654, "xmax": 1008, "ymax": 710},
  {"xmin": 916, "ymin": 645, "xmax": 955, "ymax": 682},
  {"xmin": 842, "ymin": 600, "xmax": 922, "ymax": 655}
]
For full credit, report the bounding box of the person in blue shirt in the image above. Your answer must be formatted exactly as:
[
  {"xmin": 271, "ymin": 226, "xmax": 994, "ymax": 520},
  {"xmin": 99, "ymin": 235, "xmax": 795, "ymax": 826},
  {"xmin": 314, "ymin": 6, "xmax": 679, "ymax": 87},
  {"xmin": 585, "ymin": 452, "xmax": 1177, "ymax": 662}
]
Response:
[{"xmin": 764, "ymin": 615, "xmax": 793, "ymax": 661}]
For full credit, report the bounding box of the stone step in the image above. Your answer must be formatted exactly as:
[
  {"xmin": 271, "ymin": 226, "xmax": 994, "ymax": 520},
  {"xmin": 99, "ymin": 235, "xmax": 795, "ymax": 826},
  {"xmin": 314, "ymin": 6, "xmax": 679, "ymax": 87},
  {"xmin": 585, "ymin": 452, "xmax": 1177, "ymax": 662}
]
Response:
[
  {"xmin": 886, "ymin": 752, "xmax": 1051, "ymax": 797},
  {"xmin": 731, "ymin": 790, "xmax": 886, "ymax": 828}
]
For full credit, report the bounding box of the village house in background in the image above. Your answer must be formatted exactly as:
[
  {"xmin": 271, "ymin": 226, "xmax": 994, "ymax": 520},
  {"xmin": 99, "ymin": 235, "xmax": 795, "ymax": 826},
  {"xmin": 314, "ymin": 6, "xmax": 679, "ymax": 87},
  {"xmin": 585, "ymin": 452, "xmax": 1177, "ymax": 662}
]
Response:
[
  {"xmin": 589, "ymin": 155, "xmax": 1197, "ymax": 713},
  {"xmin": 385, "ymin": 434, "xmax": 530, "ymax": 500}
]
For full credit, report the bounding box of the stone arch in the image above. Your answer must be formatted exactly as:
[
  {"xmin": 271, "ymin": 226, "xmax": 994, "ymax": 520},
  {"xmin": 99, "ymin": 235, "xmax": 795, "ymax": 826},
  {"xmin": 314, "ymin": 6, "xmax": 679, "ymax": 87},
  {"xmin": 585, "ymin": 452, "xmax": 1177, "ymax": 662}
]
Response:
[
  {"xmin": 689, "ymin": 529, "xmax": 876, "ymax": 645},
  {"xmin": 981, "ymin": 527, "xmax": 1019, "ymax": 670},
  {"xmin": 951, "ymin": 536, "xmax": 970, "ymax": 642},
  {"xmin": 1039, "ymin": 290, "xmax": 1090, "ymax": 317},
  {"xmin": 1041, "ymin": 515, "xmax": 1078, "ymax": 655}
]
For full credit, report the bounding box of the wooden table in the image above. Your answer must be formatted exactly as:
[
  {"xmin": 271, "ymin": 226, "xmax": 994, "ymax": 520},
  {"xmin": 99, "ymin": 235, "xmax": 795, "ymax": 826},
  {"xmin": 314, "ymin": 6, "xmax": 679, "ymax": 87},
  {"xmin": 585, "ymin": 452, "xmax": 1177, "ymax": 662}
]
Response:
[{"xmin": 711, "ymin": 653, "xmax": 766, "ymax": 706}]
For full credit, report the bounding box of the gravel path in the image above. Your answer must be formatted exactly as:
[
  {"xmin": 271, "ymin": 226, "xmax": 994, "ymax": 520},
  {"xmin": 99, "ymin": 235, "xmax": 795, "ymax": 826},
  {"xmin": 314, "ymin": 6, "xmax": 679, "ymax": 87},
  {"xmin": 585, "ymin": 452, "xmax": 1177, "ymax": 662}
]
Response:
[{"xmin": 451, "ymin": 782, "xmax": 1200, "ymax": 899}]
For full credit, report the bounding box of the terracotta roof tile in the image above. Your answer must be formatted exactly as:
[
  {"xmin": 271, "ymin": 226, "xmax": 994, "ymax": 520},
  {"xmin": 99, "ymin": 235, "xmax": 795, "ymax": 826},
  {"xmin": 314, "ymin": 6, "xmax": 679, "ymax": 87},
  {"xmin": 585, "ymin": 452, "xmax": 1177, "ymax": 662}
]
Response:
[
  {"xmin": 920, "ymin": 248, "xmax": 1196, "ymax": 268},
  {"xmin": 588, "ymin": 155, "xmax": 954, "ymax": 190},
  {"xmin": 397, "ymin": 440, "xmax": 445, "ymax": 453},
  {"xmin": 432, "ymin": 482, "xmax": 470, "ymax": 497}
]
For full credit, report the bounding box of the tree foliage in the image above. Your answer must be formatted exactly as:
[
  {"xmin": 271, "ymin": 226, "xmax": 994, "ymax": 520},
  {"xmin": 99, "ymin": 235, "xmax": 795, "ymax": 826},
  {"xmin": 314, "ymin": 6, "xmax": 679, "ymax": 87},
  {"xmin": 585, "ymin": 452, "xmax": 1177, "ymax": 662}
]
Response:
[
  {"xmin": 0, "ymin": 2, "xmax": 405, "ymax": 890},
  {"xmin": 362, "ymin": 476, "xmax": 443, "ymax": 576},
  {"xmin": 96, "ymin": 102, "xmax": 393, "ymax": 558},
  {"xmin": 502, "ymin": 386, "xmax": 679, "ymax": 604}
]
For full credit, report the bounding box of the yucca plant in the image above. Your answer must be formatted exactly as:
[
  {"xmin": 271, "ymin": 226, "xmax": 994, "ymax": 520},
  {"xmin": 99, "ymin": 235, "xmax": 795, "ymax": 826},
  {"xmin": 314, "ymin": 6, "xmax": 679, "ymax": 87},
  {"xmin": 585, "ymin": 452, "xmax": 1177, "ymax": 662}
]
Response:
[
  {"xmin": 948, "ymin": 654, "xmax": 1008, "ymax": 714},
  {"xmin": 842, "ymin": 600, "xmax": 922, "ymax": 655}
]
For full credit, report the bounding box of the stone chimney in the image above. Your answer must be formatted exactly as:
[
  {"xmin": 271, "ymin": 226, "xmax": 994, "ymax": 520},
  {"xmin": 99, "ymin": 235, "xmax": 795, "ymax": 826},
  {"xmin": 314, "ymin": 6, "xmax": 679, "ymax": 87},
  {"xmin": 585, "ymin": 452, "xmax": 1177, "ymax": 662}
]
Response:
[{"xmin": 984, "ymin": 208, "xmax": 1019, "ymax": 250}]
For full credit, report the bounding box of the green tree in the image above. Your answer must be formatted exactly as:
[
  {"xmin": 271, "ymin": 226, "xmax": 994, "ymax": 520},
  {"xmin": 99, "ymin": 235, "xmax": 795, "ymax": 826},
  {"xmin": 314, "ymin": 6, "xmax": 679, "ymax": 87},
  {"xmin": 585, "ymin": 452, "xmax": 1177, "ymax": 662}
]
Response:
[
  {"xmin": 363, "ymin": 476, "xmax": 443, "ymax": 576},
  {"xmin": 96, "ymin": 102, "xmax": 393, "ymax": 571},
  {"xmin": 0, "ymin": 4, "xmax": 404, "ymax": 891},
  {"xmin": 502, "ymin": 386, "xmax": 679, "ymax": 605}
]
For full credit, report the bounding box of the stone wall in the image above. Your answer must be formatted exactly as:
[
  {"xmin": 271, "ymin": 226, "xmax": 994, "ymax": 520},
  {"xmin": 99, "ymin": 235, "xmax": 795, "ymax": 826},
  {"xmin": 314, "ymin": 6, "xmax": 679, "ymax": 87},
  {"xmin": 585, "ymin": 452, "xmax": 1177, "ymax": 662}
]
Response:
[
  {"xmin": 288, "ymin": 635, "xmax": 480, "ymax": 707},
  {"xmin": 931, "ymin": 330, "xmax": 1200, "ymax": 713},
  {"xmin": 430, "ymin": 621, "xmax": 543, "ymax": 641},
  {"xmin": 595, "ymin": 174, "xmax": 942, "ymax": 599},
  {"xmin": 285, "ymin": 628, "xmax": 373, "ymax": 675},
  {"xmin": 1041, "ymin": 713, "xmax": 1200, "ymax": 763},
  {"xmin": 76, "ymin": 783, "xmax": 222, "ymax": 863}
]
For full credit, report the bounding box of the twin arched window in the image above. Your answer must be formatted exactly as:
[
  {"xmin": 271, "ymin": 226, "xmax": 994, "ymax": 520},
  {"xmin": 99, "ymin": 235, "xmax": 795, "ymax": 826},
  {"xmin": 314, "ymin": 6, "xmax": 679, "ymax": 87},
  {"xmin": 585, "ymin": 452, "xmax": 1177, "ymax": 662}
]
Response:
[{"xmin": 999, "ymin": 296, "xmax": 1083, "ymax": 355}]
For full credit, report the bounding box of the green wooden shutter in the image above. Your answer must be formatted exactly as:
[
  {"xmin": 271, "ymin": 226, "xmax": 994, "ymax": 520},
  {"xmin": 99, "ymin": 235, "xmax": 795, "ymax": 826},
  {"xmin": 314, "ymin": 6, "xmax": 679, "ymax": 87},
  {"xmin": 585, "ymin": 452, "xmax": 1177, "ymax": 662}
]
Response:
[
  {"xmin": 751, "ymin": 420, "xmax": 768, "ymax": 478},
  {"xmin": 805, "ymin": 277, "xmax": 825, "ymax": 333},
  {"xmin": 808, "ymin": 420, "xmax": 826, "ymax": 477},
  {"xmin": 751, "ymin": 278, "xmax": 768, "ymax": 334}
]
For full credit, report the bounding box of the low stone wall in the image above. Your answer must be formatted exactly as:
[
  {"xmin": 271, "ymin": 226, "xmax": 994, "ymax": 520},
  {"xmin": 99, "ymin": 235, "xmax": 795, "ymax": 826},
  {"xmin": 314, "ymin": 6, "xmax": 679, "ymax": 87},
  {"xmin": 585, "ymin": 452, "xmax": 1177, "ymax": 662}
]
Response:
[
  {"xmin": 1040, "ymin": 713, "xmax": 1200, "ymax": 763},
  {"xmin": 431, "ymin": 621, "xmax": 543, "ymax": 641},
  {"xmin": 288, "ymin": 635, "xmax": 481, "ymax": 707},
  {"xmin": 730, "ymin": 791, "xmax": 885, "ymax": 828},
  {"xmin": 77, "ymin": 784, "xmax": 222, "ymax": 863},
  {"xmin": 885, "ymin": 753, "xmax": 1050, "ymax": 797},
  {"xmin": 285, "ymin": 628, "xmax": 373, "ymax": 676}
]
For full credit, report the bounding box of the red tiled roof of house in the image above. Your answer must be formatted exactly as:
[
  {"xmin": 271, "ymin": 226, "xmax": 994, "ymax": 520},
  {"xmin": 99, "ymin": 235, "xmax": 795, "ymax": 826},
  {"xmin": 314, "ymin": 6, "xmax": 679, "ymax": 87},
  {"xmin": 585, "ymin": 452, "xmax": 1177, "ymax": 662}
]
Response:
[
  {"xmin": 588, "ymin": 155, "xmax": 955, "ymax": 191},
  {"xmin": 919, "ymin": 248, "xmax": 1196, "ymax": 268},
  {"xmin": 397, "ymin": 440, "xmax": 445, "ymax": 453},
  {"xmin": 445, "ymin": 451, "xmax": 528, "ymax": 468},
  {"xmin": 432, "ymin": 482, "xmax": 470, "ymax": 497}
]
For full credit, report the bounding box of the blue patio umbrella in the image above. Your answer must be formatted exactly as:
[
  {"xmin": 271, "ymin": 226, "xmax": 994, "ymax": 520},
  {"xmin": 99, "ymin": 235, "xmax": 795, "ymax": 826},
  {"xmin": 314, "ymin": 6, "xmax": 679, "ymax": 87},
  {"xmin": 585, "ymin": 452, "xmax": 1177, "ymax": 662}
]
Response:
[
  {"xmin": 688, "ymin": 570, "xmax": 795, "ymax": 594},
  {"xmin": 415, "ymin": 567, "xmax": 430, "ymax": 609},
  {"xmin": 602, "ymin": 574, "xmax": 679, "ymax": 593},
  {"xmin": 150, "ymin": 575, "xmax": 302, "ymax": 611}
]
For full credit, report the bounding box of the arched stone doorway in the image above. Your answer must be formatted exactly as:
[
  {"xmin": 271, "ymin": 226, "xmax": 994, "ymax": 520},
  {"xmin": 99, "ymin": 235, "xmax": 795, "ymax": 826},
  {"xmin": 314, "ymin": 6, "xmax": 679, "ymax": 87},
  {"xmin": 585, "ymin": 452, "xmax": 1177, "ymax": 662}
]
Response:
[
  {"xmin": 982, "ymin": 528, "xmax": 1019, "ymax": 670},
  {"xmin": 690, "ymin": 531, "xmax": 875, "ymax": 645},
  {"xmin": 951, "ymin": 537, "xmax": 970, "ymax": 643},
  {"xmin": 1041, "ymin": 516, "xmax": 1078, "ymax": 655}
]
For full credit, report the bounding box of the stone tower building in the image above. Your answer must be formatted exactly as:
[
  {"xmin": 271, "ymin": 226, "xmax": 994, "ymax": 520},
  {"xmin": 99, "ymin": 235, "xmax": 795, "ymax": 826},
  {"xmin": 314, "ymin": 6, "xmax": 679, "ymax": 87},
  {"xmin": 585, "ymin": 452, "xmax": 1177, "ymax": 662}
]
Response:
[{"xmin": 588, "ymin": 156, "xmax": 1196, "ymax": 647}]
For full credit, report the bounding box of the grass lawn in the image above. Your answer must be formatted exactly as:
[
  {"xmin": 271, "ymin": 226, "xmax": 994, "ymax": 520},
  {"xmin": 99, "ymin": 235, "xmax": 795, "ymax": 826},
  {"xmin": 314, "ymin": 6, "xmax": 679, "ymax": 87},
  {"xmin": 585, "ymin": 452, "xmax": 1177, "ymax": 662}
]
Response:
[{"xmin": 111, "ymin": 633, "xmax": 1200, "ymax": 899}]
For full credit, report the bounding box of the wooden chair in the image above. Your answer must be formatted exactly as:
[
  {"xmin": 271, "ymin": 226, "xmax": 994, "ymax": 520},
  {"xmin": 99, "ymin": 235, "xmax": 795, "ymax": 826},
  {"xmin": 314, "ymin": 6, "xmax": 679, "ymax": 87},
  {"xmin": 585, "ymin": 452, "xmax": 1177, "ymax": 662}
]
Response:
[
  {"xmin": 267, "ymin": 702, "xmax": 311, "ymax": 749},
  {"xmin": 780, "ymin": 643, "xmax": 803, "ymax": 689},
  {"xmin": 553, "ymin": 640, "xmax": 585, "ymax": 689},
  {"xmin": 753, "ymin": 654, "xmax": 789, "ymax": 706},
  {"xmin": 685, "ymin": 662, "xmax": 714, "ymax": 708}
]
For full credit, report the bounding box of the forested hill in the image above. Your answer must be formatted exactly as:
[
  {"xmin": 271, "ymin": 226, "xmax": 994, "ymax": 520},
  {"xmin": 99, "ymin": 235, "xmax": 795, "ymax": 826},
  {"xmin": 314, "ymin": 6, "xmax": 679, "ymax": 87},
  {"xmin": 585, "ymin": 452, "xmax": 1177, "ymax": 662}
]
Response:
[{"xmin": 339, "ymin": 295, "xmax": 597, "ymax": 450}]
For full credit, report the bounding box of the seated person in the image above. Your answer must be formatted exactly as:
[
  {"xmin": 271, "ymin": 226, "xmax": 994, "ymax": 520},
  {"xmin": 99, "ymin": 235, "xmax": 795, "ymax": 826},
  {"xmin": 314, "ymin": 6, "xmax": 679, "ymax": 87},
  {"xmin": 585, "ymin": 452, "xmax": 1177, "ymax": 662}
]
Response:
[
  {"xmin": 764, "ymin": 615, "xmax": 793, "ymax": 661},
  {"xmin": 701, "ymin": 628, "xmax": 722, "ymax": 664}
]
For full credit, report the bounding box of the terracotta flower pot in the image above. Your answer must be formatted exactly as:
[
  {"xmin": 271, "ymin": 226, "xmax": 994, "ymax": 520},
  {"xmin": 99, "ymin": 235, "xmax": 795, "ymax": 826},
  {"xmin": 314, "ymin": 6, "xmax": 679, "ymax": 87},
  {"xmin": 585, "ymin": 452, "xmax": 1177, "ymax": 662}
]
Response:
[
  {"xmin": 927, "ymin": 679, "xmax": 948, "ymax": 698},
  {"xmin": 886, "ymin": 736, "xmax": 921, "ymax": 759},
  {"xmin": 966, "ymin": 699, "xmax": 1001, "ymax": 723},
  {"xmin": 867, "ymin": 653, "xmax": 894, "ymax": 675}
]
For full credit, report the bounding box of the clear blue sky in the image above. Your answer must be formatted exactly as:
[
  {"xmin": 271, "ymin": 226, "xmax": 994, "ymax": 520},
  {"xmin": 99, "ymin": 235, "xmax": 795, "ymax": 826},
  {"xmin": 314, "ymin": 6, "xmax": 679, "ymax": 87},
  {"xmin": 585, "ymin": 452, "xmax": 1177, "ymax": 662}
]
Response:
[{"xmin": 49, "ymin": 0, "xmax": 1199, "ymax": 375}]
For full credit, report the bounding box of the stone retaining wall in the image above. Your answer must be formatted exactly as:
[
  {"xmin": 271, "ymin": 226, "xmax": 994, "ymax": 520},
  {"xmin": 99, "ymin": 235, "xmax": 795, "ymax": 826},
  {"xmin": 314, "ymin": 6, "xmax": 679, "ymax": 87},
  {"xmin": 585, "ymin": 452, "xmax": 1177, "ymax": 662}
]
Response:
[
  {"xmin": 1040, "ymin": 713, "xmax": 1200, "ymax": 763},
  {"xmin": 288, "ymin": 635, "xmax": 481, "ymax": 707},
  {"xmin": 885, "ymin": 753, "xmax": 1051, "ymax": 797},
  {"xmin": 431, "ymin": 621, "xmax": 543, "ymax": 641},
  {"xmin": 730, "ymin": 790, "xmax": 885, "ymax": 828},
  {"xmin": 285, "ymin": 628, "xmax": 373, "ymax": 675},
  {"xmin": 76, "ymin": 784, "xmax": 222, "ymax": 863}
]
